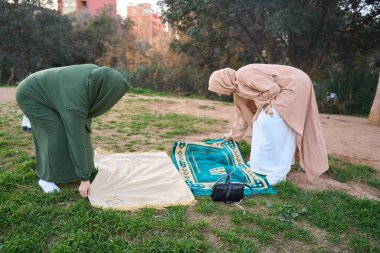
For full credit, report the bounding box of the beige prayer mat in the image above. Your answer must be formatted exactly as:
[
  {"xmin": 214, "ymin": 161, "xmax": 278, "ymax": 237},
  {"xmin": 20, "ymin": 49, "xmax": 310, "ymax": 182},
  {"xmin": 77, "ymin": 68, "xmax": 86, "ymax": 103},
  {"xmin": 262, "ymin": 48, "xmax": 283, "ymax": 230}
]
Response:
[{"xmin": 89, "ymin": 151, "xmax": 196, "ymax": 211}]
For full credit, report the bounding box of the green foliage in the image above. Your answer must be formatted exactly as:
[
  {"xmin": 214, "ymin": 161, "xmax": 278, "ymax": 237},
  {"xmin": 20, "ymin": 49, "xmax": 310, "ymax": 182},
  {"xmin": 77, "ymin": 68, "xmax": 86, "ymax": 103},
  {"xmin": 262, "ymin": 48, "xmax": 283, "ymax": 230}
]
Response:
[
  {"xmin": 67, "ymin": 8, "xmax": 132, "ymax": 65},
  {"xmin": 316, "ymin": 61, "xmax": 378, "ymax": 115},
  {"xmin": 125, "ymin": 64, "xmax": 210, "ymax": 95},
  {"xmin": 128, "ymin": 87, "xmax": 173, "ymax": 96},
  {"xmin": 0, "ymin": 1, "xmax": 133, "ymax": 84},
  {"xmin": 237, "ymin": 140, "xmax": 251, "ymax": 161},
  {"xmin": 159, "ymin": 0, "xmax": 380, "ymax": 74},
  {"xmin": 278, "ymin": 204, "xmax": 307, "ymax": 223},
  {"xmin": 0, "ymin": 0, "xmax": 73, "ymax": 83},
  {"xmin": 159, "ymin": 0, "xmax": 380, "ymax": 115}
]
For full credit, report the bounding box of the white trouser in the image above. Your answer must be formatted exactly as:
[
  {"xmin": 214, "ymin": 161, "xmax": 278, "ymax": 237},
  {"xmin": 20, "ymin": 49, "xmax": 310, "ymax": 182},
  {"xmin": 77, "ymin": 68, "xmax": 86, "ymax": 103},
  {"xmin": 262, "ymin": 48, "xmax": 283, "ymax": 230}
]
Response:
[{"xmin": 249, "ymin": 107, "xmax": 296, "ymax": 185}]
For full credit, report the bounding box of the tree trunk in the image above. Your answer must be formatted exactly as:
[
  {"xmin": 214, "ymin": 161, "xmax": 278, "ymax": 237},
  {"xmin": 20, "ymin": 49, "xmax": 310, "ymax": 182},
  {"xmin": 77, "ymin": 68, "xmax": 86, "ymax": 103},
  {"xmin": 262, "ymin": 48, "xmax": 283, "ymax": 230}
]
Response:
[
  {"xmin": 6, "ymin": 66, "xmax": 15, "ymax": 86},
  {"xmin": 121, "ymin": 45, "xmax": 128, "ymax": 68},
  {"xmin": 368, "ymin": 73, "xmax": 380, "ymax": 127}
]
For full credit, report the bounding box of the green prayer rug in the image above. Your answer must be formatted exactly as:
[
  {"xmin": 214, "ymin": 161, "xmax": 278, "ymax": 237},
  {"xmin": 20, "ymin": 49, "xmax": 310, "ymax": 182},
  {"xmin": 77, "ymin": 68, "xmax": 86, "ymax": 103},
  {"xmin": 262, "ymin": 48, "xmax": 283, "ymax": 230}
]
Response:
[{"xmin": 172, "ymin": 139, "xmax": 276, "ymax": 196}]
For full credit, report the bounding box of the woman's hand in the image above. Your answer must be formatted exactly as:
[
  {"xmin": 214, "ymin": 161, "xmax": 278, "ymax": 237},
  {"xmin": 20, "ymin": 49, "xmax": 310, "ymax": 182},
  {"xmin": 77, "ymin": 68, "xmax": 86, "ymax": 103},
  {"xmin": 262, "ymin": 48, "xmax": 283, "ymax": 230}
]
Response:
[
  {"xmin": 263, "ymin": 103, "xmax": 273, "ymax": 116},
  {"xmin": 222, "ymin": 134, "xmax": 233, "ymax": 143},
  {"xmin": 78, "ymin": 180, "xmax": 91, "ymax": 198}
]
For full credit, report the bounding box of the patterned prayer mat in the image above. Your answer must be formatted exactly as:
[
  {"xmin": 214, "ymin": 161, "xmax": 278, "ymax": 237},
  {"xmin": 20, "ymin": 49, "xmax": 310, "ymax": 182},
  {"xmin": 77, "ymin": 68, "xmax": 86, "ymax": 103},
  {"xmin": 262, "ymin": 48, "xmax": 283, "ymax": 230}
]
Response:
[{"xmin": 172, "ymin": 139, "xmax": 276, "ymax": 196}]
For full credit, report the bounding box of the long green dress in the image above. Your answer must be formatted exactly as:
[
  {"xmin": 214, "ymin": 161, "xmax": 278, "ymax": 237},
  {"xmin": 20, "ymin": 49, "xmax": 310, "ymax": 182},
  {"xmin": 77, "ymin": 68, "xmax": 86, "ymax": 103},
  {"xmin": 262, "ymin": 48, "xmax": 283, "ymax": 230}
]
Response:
[{"xmin": 16, "ymin": 64, "xmax": 130, "ymax": 183}]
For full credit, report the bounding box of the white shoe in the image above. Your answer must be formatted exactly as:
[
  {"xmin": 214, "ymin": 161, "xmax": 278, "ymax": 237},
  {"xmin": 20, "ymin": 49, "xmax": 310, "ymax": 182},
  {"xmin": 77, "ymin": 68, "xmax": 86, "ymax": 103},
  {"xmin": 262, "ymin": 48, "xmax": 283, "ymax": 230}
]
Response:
[{"xmin": 38, "ymin": 179, "xmax": 61, "ymax": 193}]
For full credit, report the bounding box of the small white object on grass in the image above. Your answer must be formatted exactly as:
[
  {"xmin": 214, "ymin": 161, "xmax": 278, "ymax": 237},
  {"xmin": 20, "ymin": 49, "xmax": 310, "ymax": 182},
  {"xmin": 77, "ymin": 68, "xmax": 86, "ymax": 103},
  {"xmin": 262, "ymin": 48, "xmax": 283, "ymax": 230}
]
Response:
[{"xmin": 38, "ymin": 179, "xmax": 60, "ymax": 193}]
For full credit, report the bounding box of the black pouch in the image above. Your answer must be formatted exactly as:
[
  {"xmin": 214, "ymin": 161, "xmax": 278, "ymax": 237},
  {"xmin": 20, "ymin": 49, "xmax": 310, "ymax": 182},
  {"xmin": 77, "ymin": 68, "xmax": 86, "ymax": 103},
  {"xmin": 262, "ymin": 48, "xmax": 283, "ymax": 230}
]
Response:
[{"xmin": 211, "ymin": 174, "xmax": 253, "ymax": 203}]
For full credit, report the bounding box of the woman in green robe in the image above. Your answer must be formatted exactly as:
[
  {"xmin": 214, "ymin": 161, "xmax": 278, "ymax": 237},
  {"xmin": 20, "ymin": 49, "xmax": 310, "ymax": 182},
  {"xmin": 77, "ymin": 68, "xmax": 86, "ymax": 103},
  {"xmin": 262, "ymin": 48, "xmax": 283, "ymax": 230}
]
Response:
[{"xmin": 16, "ymin": 64, "xmax": 130, "ymax": 198}]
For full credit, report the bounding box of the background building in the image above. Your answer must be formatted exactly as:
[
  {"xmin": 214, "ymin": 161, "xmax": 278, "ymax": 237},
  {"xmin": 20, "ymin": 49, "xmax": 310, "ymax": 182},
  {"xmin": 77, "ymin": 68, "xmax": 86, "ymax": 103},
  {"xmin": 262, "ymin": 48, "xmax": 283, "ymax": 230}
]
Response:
[
  {"xmin": 58, "ymin": 0, "xmax": 117, "ymax": 15},
  {"xmin": 56, "ymin": 1, "xmax": 169, "ymax": 42},
  {"xmin": 127, "ymin": 3, "xmax": 167, "ymax": 42}
]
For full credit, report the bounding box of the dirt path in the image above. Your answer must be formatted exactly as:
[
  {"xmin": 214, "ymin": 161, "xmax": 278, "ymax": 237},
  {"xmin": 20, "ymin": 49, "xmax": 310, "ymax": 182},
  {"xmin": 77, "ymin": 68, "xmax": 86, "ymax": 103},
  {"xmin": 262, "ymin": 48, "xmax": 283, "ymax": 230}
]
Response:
[
  {"xmin": 2, "ymin": 88, "xmax": 379, "ymax": 199},
  {"xmin": 124, "ymin": 93, "xmax": 380, "ymax": 172},
  {"xmin": 0, "ymin": 87, "xmax": 17, "ymax": 102}
]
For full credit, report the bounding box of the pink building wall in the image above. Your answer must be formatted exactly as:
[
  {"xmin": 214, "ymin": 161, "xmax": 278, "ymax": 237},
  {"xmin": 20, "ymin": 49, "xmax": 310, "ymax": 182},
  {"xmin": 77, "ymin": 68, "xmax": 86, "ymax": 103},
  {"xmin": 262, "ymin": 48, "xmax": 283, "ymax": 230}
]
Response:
[
  {"xmin": 88, "ymin": 0, "xmax": 116, "ymax": 14},
  {"xmin": 77, "ymin": 0, "xmax": 117, "ymax": 15}
]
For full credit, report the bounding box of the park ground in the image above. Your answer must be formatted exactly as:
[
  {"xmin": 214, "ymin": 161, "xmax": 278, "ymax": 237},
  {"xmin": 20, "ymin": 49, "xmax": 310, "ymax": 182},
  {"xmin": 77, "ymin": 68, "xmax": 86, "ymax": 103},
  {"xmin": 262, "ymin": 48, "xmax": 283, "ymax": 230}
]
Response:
[{"xmin": 1, "ymin": 87, "xmax": 379, "ymax": 252}]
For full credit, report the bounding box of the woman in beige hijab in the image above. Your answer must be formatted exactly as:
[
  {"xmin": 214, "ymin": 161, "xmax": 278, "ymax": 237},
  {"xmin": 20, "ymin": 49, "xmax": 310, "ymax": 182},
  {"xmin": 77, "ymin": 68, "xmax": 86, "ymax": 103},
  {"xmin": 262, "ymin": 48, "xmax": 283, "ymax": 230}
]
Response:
[{"xmin": 208, "ymin": 64, "xmax": 328, "ymax": 184}]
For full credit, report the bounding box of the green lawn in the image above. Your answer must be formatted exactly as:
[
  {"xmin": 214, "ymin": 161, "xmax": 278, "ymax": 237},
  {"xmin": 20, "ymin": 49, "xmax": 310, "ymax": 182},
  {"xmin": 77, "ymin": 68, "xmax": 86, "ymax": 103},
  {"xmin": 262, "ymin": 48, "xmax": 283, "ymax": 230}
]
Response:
[{"xmin": 1, "ymin": 96, "xmax": 379, "ymax": 252}]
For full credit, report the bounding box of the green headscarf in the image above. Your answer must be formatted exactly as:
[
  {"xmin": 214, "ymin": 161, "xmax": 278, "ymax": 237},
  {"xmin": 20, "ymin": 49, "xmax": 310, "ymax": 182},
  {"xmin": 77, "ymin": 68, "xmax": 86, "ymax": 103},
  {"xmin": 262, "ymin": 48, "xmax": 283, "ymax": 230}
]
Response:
[{"xmin": 87, "ymin": 67, "xmax": 131, "ymax": 118}]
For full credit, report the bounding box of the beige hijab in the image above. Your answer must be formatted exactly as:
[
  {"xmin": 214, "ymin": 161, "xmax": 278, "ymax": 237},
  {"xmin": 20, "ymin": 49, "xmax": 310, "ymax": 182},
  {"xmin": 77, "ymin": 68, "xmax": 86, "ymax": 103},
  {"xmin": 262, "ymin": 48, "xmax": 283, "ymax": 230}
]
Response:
[{"xmin": 208, "ymin": 68, "xmax": 237, "ymax": 95}]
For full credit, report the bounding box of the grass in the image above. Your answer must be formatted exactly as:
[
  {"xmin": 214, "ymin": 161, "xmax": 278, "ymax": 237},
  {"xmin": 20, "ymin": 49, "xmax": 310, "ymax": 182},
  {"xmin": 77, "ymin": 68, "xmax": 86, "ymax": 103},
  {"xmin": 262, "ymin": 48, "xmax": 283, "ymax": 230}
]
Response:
[
  {"xmin": 328, "ymin": 156, "xmax": 380, "ymax": 190},
  {"xmin": 198, "ymin": 105, "xmax": 216, "ymax": 110},
  {"xmin": 1, "ymin": 94, "xmax": 380, "ymax": 252},
  {"xmin": 128, "ymin": 87, "xmax": 174, "ymax": 97},
  {"xmin": 89, "ymin": 96, "xmax": 222, "ymax": 153},
  {"xmin": 128, "ymin": 87, "xmax": 228, "ymax": 101},
  {"xmin": 128, "ymin": 87, "xmax": 206, "ymax": 100}
]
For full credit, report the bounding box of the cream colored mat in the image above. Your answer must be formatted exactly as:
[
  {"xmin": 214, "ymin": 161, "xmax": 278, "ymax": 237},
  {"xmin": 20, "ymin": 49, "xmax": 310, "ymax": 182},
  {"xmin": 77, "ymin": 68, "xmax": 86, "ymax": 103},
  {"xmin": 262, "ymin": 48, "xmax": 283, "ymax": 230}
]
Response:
[{"xmin": 89, "ymin": 151, "xmax": 196, "ymax": 211}]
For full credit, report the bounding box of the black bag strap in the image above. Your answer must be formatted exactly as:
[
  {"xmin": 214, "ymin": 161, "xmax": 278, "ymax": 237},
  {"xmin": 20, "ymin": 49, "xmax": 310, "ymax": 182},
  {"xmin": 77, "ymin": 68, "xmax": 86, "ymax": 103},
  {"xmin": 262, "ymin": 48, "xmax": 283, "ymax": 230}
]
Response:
[
  {"xmin": 243, "ymin": 183, "xmax": 268, "ymax": 200},
  {"xmin": 229, "ymin": 172, "xmax": 247, "ymax": 184},
  {"xmin": 212, "ymin": 174, "xmax": 231, "ymax": 188},
  {"xmin": 227, "ymin": 173, "xmax": 255, "ymax": 198},
  {"xmin": 224, "ymin": 182, "xmax": 233, "ymax": 203}
]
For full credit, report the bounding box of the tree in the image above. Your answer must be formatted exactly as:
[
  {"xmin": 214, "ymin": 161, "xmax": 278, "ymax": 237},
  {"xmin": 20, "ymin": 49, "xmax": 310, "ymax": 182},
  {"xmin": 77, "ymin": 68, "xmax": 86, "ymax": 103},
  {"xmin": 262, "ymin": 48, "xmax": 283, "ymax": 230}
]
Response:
[
  {"xmin": 68, "ymin": 7, "xmax": 133, "ymax": 66},
  {"xmin": 368, "ymin": 57, "xmax": 380, "ymax": 126},
  {"xmin": 159, "ymin": 0, "xmax": 380, "ymax": 76},
  {"xmin": 0, "ymin": 1, "xmax": 135, "ymax": 84},
  {"xmin": 95, "ymin": 13, "xmax": 134, "ymax": 68},
  {"xmin": 0, "ymin": 0, "xmax": 72, "ymax": 84}
]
